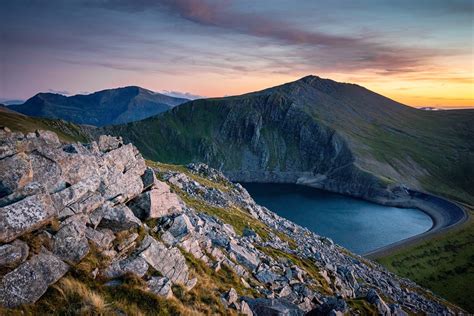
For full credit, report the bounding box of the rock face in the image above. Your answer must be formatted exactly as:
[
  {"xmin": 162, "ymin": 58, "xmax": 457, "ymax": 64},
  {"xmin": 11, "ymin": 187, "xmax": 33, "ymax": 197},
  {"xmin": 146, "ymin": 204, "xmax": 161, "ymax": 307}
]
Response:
[
  {"xmin": 0, "ymin": 129, "xmax": 465, "ymax": 314},
  {"xmin": 0, "ymin": 240, "xmax": 29, "ymax": 269},
  {"xmin": 0, "ymin": 251, "xmax": 69, "ymax": 307},
  {"xmin": 129, "ymin": 181, "xmax": 183, "ymax": 220},
  {"xmin": 0, "ymin": 193, "xmax": 57, "ymax": 243}
]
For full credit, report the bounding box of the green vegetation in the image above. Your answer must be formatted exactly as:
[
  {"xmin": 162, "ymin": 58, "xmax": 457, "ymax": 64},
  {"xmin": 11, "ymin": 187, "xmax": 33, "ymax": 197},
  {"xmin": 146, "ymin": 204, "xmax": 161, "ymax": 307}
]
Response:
[
  {"xmin": 0, "ymin": 108, "xmax": 91, "ymax": 143},
  {"xmin": 377, "ymin": 208, "xmax": 474, "ymax": 312},
  {"xmin": 347, "ymin": 298, "xmax": 378, "ymax": 315}
]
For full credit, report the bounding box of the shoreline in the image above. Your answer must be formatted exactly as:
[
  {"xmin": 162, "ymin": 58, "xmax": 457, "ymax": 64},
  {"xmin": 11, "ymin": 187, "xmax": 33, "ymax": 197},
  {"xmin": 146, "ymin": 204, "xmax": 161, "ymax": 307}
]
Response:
[
  {"xmin": 234, "ymin": 177, "xmax": 469, "ymax": 259},
  {"xmin": 363, "ymin": 191, "xmax": 469, "ymax": 259}
]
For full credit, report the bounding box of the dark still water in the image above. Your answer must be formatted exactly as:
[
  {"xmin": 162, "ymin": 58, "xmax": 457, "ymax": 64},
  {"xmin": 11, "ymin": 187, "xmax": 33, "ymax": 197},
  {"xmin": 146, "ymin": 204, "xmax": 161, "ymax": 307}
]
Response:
[{"xmin": 241, "ymin": 183, "xmax": 433, "ymax": 254}]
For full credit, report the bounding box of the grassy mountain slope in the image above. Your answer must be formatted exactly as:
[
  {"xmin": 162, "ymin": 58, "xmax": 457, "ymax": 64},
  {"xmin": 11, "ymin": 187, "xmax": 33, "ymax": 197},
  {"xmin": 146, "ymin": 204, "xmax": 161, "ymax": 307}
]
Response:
[
  {"xmin": 100, "ymin": 76, "xmax": 474, "ymax": 204},
  {"xmin": 9, "ymin": 86, "xmax": 188, "ymax": 127},
  {"xmin": 0, "ymin": 106, "xmax": 93, "ymax": 143}
]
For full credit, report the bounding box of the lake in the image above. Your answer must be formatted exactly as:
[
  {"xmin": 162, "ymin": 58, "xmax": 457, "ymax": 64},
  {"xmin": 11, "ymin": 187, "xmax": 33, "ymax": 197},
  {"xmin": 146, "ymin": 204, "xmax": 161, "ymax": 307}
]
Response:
[{"xmin": 241, "ymin": 183, "xmax": 433, "ymax": 254}]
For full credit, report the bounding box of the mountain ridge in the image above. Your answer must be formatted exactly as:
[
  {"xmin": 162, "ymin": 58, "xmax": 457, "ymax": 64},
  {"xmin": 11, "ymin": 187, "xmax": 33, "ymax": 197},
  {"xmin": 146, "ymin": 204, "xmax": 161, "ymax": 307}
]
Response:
[
  {"xmin": 98, "ymin": 75, "xmax": 474, "ymax": 205},
  {"xmin": 9, "ymin": 86, "xmax": 189, "ymax": 127}
]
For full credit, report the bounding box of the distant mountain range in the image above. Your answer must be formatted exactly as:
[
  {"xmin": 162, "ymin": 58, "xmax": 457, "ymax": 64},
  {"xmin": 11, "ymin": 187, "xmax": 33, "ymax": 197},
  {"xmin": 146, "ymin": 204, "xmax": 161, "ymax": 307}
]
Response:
[{"xmin": 8, "ymin": 86, "xmax": 189, "ymax": 126}]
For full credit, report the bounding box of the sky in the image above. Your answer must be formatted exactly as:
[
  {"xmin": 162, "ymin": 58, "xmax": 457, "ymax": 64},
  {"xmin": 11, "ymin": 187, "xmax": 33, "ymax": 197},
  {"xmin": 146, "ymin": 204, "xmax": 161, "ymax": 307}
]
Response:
[{"xmin": 1, "ymin": 0, "xmax": 473, "ymax": 108}]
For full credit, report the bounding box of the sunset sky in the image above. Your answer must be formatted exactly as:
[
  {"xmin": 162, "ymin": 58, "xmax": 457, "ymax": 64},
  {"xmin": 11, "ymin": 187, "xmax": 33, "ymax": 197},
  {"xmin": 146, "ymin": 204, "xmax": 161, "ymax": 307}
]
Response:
[{"xmin": 1, "ymin": 0, "xmax": 473, "ymax": 108}]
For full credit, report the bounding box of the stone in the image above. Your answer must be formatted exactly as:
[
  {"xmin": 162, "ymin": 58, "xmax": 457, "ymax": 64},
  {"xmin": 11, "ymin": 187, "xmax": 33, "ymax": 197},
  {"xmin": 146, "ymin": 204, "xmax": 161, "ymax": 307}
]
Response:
[
  {"xmin": 85, "ymin": 227, "xmax": 115, "ymax": 251},
  {"xmin": 104, "ymin": 256, "xmax": 149, "ymax": 279},
  {"xmin": 224, "ymin": 288, "xmax": 238, "ymax": 305},
  {"xmin": 244, "ymin": 298, "xmax": 304, "ymax": 316},
  {"xmin": 147, "ymin": 277, "xmax": 173, "ymax": 298},
  {"xmin": 50, "ymin": 175, "xmax": 101, "ymax": 212},
  {"xmin": 241, "ymin": 300, "xmax": 254, "ymax": 316},
  {"xmin": 366, "ymin": 289, "xmax": 391, "ymax": 316},
  {"xmin": 255, "ymin": 269, "xmax": 280, "ymax": 284},
  {"xmin": 0, "ymin": 193, "xmax": 57, "ymax": 242},
  {"xmin": 128, "ymin": 182, "xmax": 183, "ymax": 220},
  {"xmin": 167, "ymin": 214, "xmax": 194, "ymax": 240},
  {"xmin": 0, "ymin": 240, "xmax": 29, "ymax": 269},
  {"xmin": 99, "ymin": 204, "xmax": 142, "ymax": 232},
  {"xmin": 0, "ymin": 152, "xmax": 32, "ymax": 198},
  {"xmin": 141, "ymin": 167, "xmax": 158, "ymax": 190},
  {"xmin": 0, "ymin": 251, "xmax": 69, "ymax": 308},
  {"xmin": 139, "ymin": 235, "xmax": 190, "ymax": 285},
  {"xmin": 228, "ymin": 240, "xmax": 260, "ymax": 271},
  {"xmin": 98, "ymin": 135, "xmax": 123, "ymax": 153},
  {"xmin": 53, "ymin": 217, "xmax": 89, "ymax": 264}
]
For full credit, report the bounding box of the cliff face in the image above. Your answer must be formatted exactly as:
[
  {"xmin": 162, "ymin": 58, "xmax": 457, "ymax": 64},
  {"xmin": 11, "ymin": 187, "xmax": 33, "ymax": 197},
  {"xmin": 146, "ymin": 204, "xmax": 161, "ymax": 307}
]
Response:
[
  {"xmin": 0, "ymin": 129, "xmax": 463, "ymax": 314},
  {"xmin": 101, "ymin": 76, "xmax": 474, "ymax": 204}
]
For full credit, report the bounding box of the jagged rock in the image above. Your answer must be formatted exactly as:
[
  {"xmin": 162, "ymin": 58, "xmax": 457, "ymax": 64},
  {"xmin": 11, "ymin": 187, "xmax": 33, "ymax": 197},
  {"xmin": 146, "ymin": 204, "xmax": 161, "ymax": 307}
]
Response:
[
  {"xmin": 228, "ymin": 240, "xmax": 260, "ymax": 271},
  {"xmin": 147, "ymin": 277, "xmax": 173, "ymax": 298},
  {"xmin": 0, "ymin": 193, "xmax": 57, "ymax": 242},
  {"xmin": 0, "ymin": 240, "xmax": 29, "ymax": 269},
  {"xmin": 241, "ymin": 300, "xmax": 254, "ymax": 316},
  {"xmin": 244, "ymin": 297, "xmax": 304, "ymax": 316},
  {"xmin": 53, "ymin": 217, "xmax": 89, "ymax": 264},
  {"xmin": 0, "ymin": 152, "xmax": 32, "ymax": 198},
  {"xmin": 85, "ymin": 227, "xmax": 115, "ymax": 251},
  {"xmin": 167, "ymin": 214, "xmax": 193, "ymax": 240},
  {"xmin": 99, "ymin": 204, "xmax": 142, "ymax": 232},
  {"xmin": 255, "ymin": 268, "xmax": 280, "ymax": 284},
  {"xmin": 98, "ymin": 135, "xmax": 123, "ymax": 153},
  {"xmin": 366, "ymin": 289, "xmax": 391, "ymax": 316},
  {"xmin": 139, "ymin": 235, "xmax": 190, "ymax": 285},
  {"xmin": 0, "ymin": 251, "xmax": 69, "ymax": 308},
  {"xmin": 141, "ymin": 167, "xmax": 158, "ymax": 190},
  {"xmin": 50, "ymin": 175, "xmax": 101, "ymax": 212},
  {"xmin": 224, "ymin": 288, "xmax": 238, "ymax": 305},
  {"xmin": 128, "ymin": 181, "xmax": 183, "ymax": 220},
  {"xmin": 104, "ymin": 256, "xmax": 149, "ymax": 279}
]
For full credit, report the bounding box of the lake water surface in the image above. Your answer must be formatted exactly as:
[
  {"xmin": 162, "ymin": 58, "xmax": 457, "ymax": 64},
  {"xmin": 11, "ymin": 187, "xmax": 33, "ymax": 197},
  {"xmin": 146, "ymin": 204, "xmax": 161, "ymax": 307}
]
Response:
[{"xmin": 241, "ymin": 183, "xmax": 433, "ymax": 254}]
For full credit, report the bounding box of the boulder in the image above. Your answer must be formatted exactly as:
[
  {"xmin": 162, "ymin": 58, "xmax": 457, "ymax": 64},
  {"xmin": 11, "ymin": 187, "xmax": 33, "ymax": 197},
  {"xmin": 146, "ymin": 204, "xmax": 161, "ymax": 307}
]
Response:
[
  {"xmin": 0, "ymin": 251, "xmax": 69, "ymax": 308},
  {"xmin": 85, "ymin": 227, "xmax": 115, "ymax": 251},
  {"xmin": 0, "ymin": 240, "xmax": 29, "ymax": 269},
  {"xmin": 104, "ymin": 256, "xmax": 149, "ymax": 279},
  {"xmin": 50, "ymin": 175, "xmax": 101, "ymax": 212},
  {"xmin": 146, "ymin": 277, "xmax": 173, "ymax": 298},
  {"xmin": 0, "ymin": 193, "xmax": 57, "ymax": 242},
  {"xmin": 0, "ymin": 152, "xmax": 32, "ymax": 198},
  {"xmin": 128, "ymin": 182, "xmax": 183, "ymax": 220},
  {"xmin": 141, "ymin": 167, "xmax": 158, "ymax": 190},
  {"xmin": 241, "ymin": 300, "xmax": 254, "ymax": 316},
  {"xmin": 99, "ymin": 204, "xmax": 142, "ymax": 232},
  {"xmin": 98, "ymin": 135, "xmax": 123, "ymax": 153},
  {"xmin": 244, "ymin": 298, "xmax": 304, "ymax": 316},
  {"xmin": 53, "ymin": 217, "xmax": 89, "ymax": 264},
  {"xmin": 167, "ymin": 214, "xmax": 194, "ymax": 240},
  {"xmin": 224, "ymin": 288, "xmax": 238, "ymax": 305},
  {"xmin": 139, "ymin": 235, "xmax": 190, "ymax": 285},
  {"xmin": 228, "ymin": 240, "xmax": 260, "ymax": 271},
  {"xmin": 366, "ymin": 289, "xmax": 391, "ymax": 316}
]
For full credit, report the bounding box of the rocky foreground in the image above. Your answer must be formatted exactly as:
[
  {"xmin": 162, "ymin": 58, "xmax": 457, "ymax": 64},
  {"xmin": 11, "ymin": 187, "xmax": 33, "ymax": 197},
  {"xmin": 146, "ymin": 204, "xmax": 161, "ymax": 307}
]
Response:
[{"xmin": 0, "ymin": 128, "xmax": 463, "ymax": 315}]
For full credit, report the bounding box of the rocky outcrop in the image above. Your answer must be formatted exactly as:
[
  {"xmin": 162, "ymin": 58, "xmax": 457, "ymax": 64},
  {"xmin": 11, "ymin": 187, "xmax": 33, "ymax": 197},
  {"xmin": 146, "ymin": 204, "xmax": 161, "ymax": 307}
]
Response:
[
  {"xmin": 0, "ymin": 250, "xmax": 69, "ymax": 307},
  {"xmin": 0, "ymin": 129, "xmax": 464, "ymax": 314}
]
